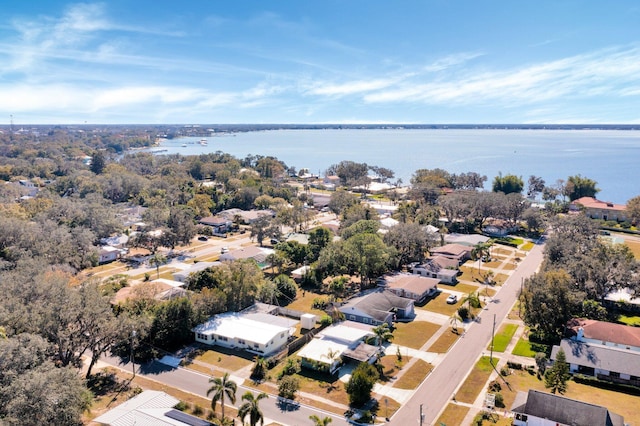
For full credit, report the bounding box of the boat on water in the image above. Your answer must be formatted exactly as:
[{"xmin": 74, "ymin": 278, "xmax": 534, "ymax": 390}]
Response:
[
  {"xmin": 181, "ymin": 143, "xmax": 187, "ymax": 147},
  {"xmin": 199, "ymin": 138, "xmax": 208, "ymax": 145}
]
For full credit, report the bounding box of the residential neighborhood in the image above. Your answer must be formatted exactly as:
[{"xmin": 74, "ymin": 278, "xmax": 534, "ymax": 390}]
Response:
[{"xmin": 1, "ymin": 126, "xmax": 639, "ymax": 426}]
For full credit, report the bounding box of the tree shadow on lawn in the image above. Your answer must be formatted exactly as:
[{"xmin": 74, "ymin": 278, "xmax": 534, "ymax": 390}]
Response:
[{"xmin": 297, "ymin": 368, "xmax": 342, "ymax": 394}]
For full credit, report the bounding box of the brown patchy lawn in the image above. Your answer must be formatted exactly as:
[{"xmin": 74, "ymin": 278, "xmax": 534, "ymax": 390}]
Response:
[
  {"xmin": 378, "ymin": 355, "xmax": 407, "ymax": 381},
  {"xmin": 393, "ymin": 321, "xmax": 441, "ymax": 349},
  {"xmin": 393, "ymin": 359, "xmax": 433, "ymax": 390},
  {"xmin": 626, "ymin": 240, "xmax": 640, "ymax": 260},
  {"xmin": 427, "ymin": 329, "xmax": 460, "ymax": 353},
  {"xmin": 494, "ymin": 273, "xmax": 509, "ymax": 285},
  {"xmin": 456, "ymin": 356, "xmax": 497, "ymax": 404},
  {"xmin": 189, "ymin": 347, "xmax": 253, "ymax": 371},
  {"xmin": 85, "ymin": 367, "xmax": 227, "ymax": 424},
  {"xmin": 420, "ymin": 291, "xmax": 464, "ymax": 316},
  {"xmin": 284, "ymin": 288, "xmax": 331, "ymax": 316},
  {"xmin": 435, "ymin": 403, "xmax": 469, "ymax": 426}
]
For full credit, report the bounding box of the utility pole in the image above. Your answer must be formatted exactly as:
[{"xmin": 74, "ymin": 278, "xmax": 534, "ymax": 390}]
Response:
[
  {"xmin": 131, "ymin": 329, "xmax": 137, "ymax": 378},
  {"xmin": 419, "ymin": 403, "xmax": 424, "ymax": 426}
]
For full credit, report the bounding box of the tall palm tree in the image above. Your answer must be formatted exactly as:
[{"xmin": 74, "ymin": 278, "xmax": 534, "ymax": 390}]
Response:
[
  {"xmin": 238, "ymin": 391, "xmax": 268, "ymax": 426},
  {"xmin": 372, "ymin": 323, "xmax": 394, "ymax": 349},
  {"xmin": 309, "ymin": 414, "xmax": 333, "ymax": 425},
  {"xmin": 207, "ymin": 372, "xmax": 237, "ymax": 421},
  {"xmin": 149, "ymin": 252, "xmax": 167, "ymax": 279}
]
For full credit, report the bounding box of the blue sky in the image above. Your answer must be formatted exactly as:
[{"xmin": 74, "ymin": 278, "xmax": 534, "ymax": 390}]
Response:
[{"xmin": 1, "ymin": 1, "xmax": 640, "ymax": 124}]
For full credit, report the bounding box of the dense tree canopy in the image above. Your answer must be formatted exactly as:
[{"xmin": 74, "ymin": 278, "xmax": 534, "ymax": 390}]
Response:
[{"xmin": 492, "ymin": 173, "xmax": 524, "ymax": 194}]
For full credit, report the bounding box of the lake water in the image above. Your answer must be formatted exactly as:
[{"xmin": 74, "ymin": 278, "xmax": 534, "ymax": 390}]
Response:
[{"xmin": 148, "ymin": 129, "xmax": 640, "ymax": 204}]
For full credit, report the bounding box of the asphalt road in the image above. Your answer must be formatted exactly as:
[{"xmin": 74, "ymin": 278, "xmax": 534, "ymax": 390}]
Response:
[
  {"xmin": 390, "ymin": 237, "xmax": 546, "ymax": 426},
  {"xmin": 101, "ymin": 355, "xmax": 351, "ymax": 426}
]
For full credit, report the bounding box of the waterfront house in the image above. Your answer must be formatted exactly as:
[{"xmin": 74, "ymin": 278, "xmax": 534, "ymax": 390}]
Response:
[{"xmin": 570, "ymin": 197, "xmax": 629, "ymax": 223}]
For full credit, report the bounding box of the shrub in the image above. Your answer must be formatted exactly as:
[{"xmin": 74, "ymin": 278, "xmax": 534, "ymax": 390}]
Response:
[
  {"xmin": 507, "ymin": 361, "xmax": 523, "ymax": 370},
  {"xmin": 175, "ymin": 401, "xmax": 189, "ymax": 411},
  {"xmin": 500, "ymin": 366, "xmax": 510, "ymax": 376},
  {"xmin": 278, "ymin": 375, "xmax": 300, "ymax": 400},
  {"xmin": 192, "ymin": 404, "xmax": 203, "ymax": 416},
  {"xmin": 458, "ymin": 306, "xmax": 470, "ymax": 320},
  {"xmin": 312, "ymin": 298, "xmax": 328, "ymax": 310},
  {"xmin": 494, "ymin": 392, "xmax": 505, "ymax": 408},
  {"xmin": 277, "ymin": 358, "xmax": 300, "ymax": 379},
  {"xmin": 573, "ymin": 374, "xmax": 640, "ymax": 396},
  {"xmin": 320, "ymin": 315, "xmax": 333, "ymax": 326},
  {"xmin": 488, "ymin": 380, "xmax": 501, "ymax": 393}
]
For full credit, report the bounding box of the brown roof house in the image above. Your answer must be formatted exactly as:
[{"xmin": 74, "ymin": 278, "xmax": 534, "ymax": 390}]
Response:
[
  {"xmin": 570, "ymin": 197, "xmax": 629, "ymax": 223},
  {"xmin": 198, "ymin": 215, "xmax": 232, "ymax": 234},
  {"xmin": 511, "ymin": 389, "xmax": 624, "ymax": 426},
  {"xmin": 412, "ymin": 256, "xmax": 459, "ymax": 284},
  {"xmin": 377, "ymin": 273, "xmax": 439, "ymax": 303},
  {"xmin": 430, "ymin": 243, "xmax": 472, "ymax": 265},
  {"xmin": 567, "ymin": 318, "xmax": 640, "ymax": 351}
]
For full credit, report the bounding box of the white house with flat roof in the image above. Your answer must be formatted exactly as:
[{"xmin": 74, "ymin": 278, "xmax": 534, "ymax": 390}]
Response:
[
  {"xmin": 193, "ymin": 312, "xmax": 298, "ymax": 356},
  {"xmin": 297, "ymin": 322, "xmax": 376, "ymax": 374}
]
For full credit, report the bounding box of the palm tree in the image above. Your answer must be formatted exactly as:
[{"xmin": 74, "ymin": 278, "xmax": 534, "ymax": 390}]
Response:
[
  {"xmin": 462, "ymin": 291, "xmax": 482, "ymax": 311},
  {"xmin": 237, "ymin": 391, "xmax": 268, "ymax": 426},
  {"xmin": 149, "ymin": 252, "xmax": 167, "ymax": 279},
  {"xmin": 321, "ymin": 347, "xmax": 341, "ymax": 374},
  {"xmin": 207, "ymin": 372, "xmax": 237, "ymax": 421},
  {"xmin": 372, "ymin": 323, "xmax": 394, "ymax": 349},
  {"xmin": 251, "ymin": 357, "xmax": 267, "ymax": 381},
  {"xmin": 449, "ymin": 313, "xmax": 462, "ymax": 334},
  {"xmin": 309, "ymin": 414, "xmax": 333, "ymax": 425},
  {"xmin": 472, "ymin": 241, "xmax": 492, "ymax": 274}
]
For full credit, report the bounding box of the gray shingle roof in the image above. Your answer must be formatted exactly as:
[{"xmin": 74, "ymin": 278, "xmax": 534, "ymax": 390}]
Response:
[
  {"xmin": 511, "ymin": 389, "xmax": 624, "ymax": 426},
  {"xmin": 551, "ymin": 339, "xmax": 640, "ymax": 377},
  {"xmin": 340, "ymin": 290, "xmax": 413, "ymax": 322}
]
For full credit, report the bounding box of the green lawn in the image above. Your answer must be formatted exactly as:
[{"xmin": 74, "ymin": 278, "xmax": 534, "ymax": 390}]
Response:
[
  {"xmin": 521, "ymin": 241, "xmax": 535, "ymax": 251},
  {"xmin": 618, "ymin": 315, "xmax": 640, "ymax": 326},
  {"xmin": 488, "ymin": 323, "xmax": 518, "ymax": 353},
  {"xmin": 511, "ymin": 337, "xmax": 550, "ymax": 358}
]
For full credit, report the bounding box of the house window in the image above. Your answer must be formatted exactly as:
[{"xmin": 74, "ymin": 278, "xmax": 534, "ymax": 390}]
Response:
[
  {"xmin": 253, "ymin": 343, "xmax": 259, "ymax": 348},
  {"xmin": 219, "ymin": 336, "xmax": 228, "ymax": 342},
  {"xmin": 238, "ymin": 339, "xmax": 246, "ymax": 345},
  {"xmin": 349, "ymin": 315, "xmax": 356, "ymax": 321},
  {"xmin": 197, "ymin": 333, "xmax": 208, "ymax": 340},
  {"xmin": 280, "ymin": 333, "xmax": 285, "ymax": 338},
  {"xmin": 610, "ymin": 371, "xmax": 620, "ymax": 378}
]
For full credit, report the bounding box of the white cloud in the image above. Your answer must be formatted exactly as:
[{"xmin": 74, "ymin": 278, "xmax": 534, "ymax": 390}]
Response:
[{"xmin": 362, "ymin": 46, "xmax": 640, "ymax": 107}]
